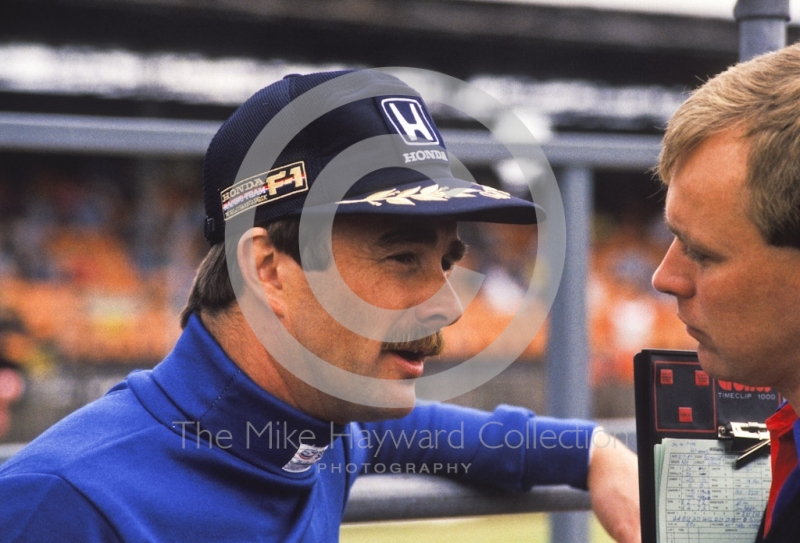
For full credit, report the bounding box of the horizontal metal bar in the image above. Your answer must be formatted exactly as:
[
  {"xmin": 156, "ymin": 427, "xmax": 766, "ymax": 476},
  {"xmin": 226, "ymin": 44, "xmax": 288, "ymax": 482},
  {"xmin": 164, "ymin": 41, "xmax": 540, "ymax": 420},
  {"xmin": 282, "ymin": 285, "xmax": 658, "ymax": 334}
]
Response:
[
  {"xmin": 0, "ymin": 112, "xmax": 662, "ymax": 169},
  {"xmin": 4, "ymin": 420, "xmax": 636, "ymax": 522},
  {"xmin": 443, "ymin": 129, "xmax": 661, "ymax": 169},
  {"xmin": 343, "ymin": 474, "xmax": 590, "ymax": 523},
  {"xmin": 0, "ymin": 112, "xmax": 220, "ymax": 157},
  {"xmin": 0, "ymin": 442, "xmax": 589, "ymax": 521},
  {"xmin": 0, "ymin": 443, "xmax": 26, "ymax": 463},
  {"xmin": 539, "ymin": 132, "xmax": 661, "ymax": 169}
]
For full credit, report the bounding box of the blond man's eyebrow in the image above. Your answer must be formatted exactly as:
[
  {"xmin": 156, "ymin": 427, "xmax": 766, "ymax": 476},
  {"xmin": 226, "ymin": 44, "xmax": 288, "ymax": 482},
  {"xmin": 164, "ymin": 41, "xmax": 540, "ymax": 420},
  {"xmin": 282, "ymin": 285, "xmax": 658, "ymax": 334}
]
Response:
[{"xmin": 664, "ymin": 219, "xmax": 719, "ymax": 257}]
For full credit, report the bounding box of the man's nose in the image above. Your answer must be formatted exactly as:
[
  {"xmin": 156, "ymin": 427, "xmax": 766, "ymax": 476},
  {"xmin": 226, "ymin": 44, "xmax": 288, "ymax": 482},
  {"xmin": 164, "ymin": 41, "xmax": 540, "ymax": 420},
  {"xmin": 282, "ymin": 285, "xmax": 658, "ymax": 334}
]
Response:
[
  {"xmin": 413, "ymin": 276, "xmax": 464, "ymax": 332},
  {"xmin": 652, "ymin": 239, "xmax": 694, "ymax": 299}
]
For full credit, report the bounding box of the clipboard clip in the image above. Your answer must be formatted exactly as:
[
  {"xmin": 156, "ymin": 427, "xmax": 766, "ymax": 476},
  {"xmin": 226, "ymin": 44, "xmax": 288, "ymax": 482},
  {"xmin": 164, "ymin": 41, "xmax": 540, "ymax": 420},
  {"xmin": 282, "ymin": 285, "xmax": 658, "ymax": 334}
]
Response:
[{"xmin": 717, "ymin": 422, "xmax": 770, "ymax": 469}]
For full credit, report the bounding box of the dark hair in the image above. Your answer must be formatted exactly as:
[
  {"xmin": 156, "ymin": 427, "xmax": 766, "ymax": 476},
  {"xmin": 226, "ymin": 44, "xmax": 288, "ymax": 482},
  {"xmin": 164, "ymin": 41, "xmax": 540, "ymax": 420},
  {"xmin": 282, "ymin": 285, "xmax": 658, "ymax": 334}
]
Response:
[{"xmin": 180, "ymin": 219, "xmax": 302, "ymax": 328}]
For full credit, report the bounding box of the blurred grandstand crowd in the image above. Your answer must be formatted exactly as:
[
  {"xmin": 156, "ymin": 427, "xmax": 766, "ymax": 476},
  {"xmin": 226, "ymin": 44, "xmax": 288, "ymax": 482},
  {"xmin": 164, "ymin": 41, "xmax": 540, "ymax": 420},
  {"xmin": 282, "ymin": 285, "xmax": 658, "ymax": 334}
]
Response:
[
  {"xmin": 0, "ymin": 155, "xmax": 204, "ymax": 368},
  {"xmin": 0, "ymin": 152, "xmax": 694, "ymax": 437}
]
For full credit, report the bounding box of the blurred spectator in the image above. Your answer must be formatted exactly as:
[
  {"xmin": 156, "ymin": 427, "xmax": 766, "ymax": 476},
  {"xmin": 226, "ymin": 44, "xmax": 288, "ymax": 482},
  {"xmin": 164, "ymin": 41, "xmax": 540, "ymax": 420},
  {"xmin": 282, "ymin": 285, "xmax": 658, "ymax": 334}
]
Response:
[
  {"xmin": 0, "ymin": 314, "xmax": 29, "ymax": 439},
  {"xmin": 0, "ymin": 359, "xmax": 25, "ymax": 439},
  {"xmin": 590, "ymin": 215, "xmax": 695, "ymax": 387}
]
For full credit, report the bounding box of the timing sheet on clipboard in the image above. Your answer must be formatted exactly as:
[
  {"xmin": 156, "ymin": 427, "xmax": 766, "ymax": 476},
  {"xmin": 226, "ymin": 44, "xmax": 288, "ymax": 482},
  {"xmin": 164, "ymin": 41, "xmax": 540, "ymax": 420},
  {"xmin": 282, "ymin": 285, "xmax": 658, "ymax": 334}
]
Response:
[{"xmin": 655, "ymin": 438, "xmax": 770, "ymax": 542}]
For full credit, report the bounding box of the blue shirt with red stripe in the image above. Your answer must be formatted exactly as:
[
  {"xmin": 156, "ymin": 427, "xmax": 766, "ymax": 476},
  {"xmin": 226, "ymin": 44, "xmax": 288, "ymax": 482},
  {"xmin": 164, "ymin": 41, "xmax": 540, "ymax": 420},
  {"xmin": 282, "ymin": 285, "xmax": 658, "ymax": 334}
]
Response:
[{"xmin": 760, "ymin": 402, "xmax": 800, "ymax": 542}]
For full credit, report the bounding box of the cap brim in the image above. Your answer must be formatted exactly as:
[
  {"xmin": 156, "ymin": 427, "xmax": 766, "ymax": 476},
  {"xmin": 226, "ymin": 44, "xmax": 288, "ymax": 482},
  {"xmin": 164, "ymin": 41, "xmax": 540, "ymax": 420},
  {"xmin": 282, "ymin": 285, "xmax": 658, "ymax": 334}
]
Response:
[{"xmin": 299, "ymin": 178, "xmax": 544, "ymax": 225}]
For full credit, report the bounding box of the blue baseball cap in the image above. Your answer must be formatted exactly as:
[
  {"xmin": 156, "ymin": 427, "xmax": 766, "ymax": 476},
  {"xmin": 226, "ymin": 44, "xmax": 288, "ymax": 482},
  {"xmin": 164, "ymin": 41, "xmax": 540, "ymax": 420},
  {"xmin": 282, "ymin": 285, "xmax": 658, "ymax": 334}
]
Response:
[{"xmin": 202, "ymin": 70, "xmax": 542, "ymax": 244}]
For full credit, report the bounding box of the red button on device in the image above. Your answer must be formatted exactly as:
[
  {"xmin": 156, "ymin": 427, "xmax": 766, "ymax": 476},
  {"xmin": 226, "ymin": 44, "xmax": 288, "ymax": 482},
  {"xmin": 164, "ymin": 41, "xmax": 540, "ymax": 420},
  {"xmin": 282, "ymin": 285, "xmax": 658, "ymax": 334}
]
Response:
[
  {"xmin": 660, "ymin": 369, "xmax": 674, "ymax": 385},
  {"xmin": 695, "ymin": 371, "xmax": 710, "ymax": 387},
  {"xmin": 678, "ymin": 407, "xmax": 693, "ymax": 423}
]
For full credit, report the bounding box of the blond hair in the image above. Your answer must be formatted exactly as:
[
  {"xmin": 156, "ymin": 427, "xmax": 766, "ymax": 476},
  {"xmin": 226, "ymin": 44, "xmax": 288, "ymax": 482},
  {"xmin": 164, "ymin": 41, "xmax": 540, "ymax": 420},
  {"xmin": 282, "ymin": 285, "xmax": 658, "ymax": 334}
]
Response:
[{"xmin": 659, "ymin": 43, "xmax": 800, "ymax": 249}]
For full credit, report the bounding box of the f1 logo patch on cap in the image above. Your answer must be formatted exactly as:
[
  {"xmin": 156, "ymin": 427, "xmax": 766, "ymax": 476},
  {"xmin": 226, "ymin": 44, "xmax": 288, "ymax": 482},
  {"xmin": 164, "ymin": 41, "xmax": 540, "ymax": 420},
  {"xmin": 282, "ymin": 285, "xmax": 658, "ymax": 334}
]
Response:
[{"xmin": 380, "ymin": 98, "xmax": 440, "ymax": 146}]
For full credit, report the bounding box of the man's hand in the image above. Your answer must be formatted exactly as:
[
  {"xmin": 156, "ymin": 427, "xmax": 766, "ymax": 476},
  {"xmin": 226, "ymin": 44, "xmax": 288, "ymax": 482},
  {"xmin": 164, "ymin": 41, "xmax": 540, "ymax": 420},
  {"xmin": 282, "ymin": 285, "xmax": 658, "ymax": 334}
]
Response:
[{"xmin": 586, "ymin": 429, "xmax": 641, "ymax": 543}]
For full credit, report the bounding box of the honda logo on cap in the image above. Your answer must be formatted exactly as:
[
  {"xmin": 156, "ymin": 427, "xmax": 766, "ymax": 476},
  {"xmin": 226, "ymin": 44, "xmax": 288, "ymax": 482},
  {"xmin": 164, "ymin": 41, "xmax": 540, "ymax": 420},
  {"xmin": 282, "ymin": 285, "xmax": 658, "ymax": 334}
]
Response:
[{"xmin": 381, "ymin": 98, "xmax": 440, "ymax": 146}]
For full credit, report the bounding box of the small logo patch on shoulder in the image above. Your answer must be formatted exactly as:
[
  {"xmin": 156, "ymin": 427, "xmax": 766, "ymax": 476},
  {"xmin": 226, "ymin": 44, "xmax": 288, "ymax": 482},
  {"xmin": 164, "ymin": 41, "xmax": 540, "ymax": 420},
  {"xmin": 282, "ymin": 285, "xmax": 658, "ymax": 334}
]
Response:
[
  {"xmin": 282, "ymin": 443, "xmax": 329, "ymax": 473},
  {"xmin": 220, "ymin": 161, "xmax": 308, "ymax": 221}
]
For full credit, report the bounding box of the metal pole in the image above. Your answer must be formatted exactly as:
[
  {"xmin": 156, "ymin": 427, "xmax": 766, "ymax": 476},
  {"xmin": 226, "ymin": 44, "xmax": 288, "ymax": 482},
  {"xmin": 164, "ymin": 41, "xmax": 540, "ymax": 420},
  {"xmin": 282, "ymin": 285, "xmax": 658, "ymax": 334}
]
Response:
[
  {"xmin": 547, "ymin": 166, "xmax": 594, "ymax": 543},
  {"xmin": 735, "ymin": 0, "xmax": 790, "ymax": 61}
]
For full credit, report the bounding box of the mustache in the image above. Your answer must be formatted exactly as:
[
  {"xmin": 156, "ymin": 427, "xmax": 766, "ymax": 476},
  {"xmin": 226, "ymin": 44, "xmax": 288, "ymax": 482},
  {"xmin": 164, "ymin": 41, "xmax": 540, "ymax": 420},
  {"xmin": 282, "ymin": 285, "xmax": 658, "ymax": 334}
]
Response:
[{"xmin": 382, "ymin": 330, "xmax": 445, "ymax": 358}]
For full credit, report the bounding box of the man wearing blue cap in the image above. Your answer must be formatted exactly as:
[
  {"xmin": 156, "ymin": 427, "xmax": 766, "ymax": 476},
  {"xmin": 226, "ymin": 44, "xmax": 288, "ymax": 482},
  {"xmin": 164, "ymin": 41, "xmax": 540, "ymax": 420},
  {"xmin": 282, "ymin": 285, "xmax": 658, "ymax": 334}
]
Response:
[{"xmin": 0, "ymin": 70, "xmax": 639, "ymax": 542}]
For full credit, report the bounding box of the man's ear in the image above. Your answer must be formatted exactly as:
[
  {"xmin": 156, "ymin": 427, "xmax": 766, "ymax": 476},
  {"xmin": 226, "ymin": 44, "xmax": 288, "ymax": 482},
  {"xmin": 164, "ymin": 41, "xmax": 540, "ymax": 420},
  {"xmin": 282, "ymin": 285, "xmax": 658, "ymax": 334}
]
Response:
[{"xmin": 237, "ymin": 227, "xmax": 286, "ymax": 318}]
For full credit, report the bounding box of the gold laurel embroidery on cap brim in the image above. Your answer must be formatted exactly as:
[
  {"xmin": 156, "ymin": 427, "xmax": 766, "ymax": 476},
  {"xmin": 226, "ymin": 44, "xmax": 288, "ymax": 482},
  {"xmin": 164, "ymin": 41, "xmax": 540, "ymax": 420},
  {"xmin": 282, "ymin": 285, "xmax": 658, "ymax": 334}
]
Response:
[{"xmin": 337, "ymin": 184, "xmax": 511, "ymax": 207}]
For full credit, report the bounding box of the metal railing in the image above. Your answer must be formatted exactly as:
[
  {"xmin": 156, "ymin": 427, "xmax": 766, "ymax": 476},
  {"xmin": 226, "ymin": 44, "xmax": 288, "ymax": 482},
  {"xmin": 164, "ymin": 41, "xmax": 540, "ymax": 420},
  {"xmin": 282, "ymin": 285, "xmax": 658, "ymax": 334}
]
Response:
[
  {"xmin": 344, "ymin": 476, "xmax": 590, "ymax": 523},
  {"xmin": 0, "ymin": 112, "xmax": 661, "ymax": 167},
  {"xmin": 0, "ymin": 418, "xmax": 636, "ymax": 522}
]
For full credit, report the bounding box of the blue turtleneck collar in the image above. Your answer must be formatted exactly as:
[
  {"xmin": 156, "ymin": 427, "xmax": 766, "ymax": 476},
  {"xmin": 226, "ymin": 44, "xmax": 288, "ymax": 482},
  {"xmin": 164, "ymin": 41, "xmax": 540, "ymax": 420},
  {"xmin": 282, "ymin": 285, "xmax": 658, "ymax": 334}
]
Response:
[{"xmin": 126, "ymin": 313, "xmax": 343, "ymax": 475}]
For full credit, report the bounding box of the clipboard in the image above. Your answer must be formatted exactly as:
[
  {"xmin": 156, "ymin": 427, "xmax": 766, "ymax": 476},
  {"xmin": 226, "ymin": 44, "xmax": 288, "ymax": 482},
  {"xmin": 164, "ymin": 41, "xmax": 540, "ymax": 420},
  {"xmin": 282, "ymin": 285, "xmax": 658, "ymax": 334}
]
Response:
[{"xmin": 634, "ymin": 349, "xmax": 781, "ymax": 542}]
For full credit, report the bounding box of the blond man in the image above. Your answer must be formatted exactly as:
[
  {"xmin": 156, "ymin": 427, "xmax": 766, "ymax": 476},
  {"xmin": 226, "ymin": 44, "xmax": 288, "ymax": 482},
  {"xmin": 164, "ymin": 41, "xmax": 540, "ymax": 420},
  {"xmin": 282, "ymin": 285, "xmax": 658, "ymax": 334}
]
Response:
[{"xmin": 653, "ymin": 43, "xmax": 800, "ymax": 542}]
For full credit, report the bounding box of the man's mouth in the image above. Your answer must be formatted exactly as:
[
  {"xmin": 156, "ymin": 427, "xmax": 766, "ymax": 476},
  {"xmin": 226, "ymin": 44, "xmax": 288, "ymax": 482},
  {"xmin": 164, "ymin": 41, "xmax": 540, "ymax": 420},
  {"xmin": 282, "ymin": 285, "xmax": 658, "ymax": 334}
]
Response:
[
  {"xmin": 382, "ymin": 331, "xmax": 445, "ymax": 362},
  {"xmin": 683, "ymin": 322, "xmax": 713, "ymax": 351},
  {"xmin": 390, "ymin": 349, "xmax": 426, "ymax": 362},
  {"xmin": 685, "ymin": 325, "xmax": 701, "ymax": 339},
  {"xmin": 678, "ymin": 313, "xmax": 701, "ymax": 339}
]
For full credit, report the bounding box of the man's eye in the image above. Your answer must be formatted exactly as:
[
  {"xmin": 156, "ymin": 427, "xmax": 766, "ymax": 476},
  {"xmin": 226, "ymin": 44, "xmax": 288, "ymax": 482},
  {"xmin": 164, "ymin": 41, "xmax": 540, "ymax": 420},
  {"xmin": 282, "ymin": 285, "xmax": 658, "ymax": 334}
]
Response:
[
  {"xmin": 681, "ymin": 244, "xmax": 710, "ymax": 263},
  {"xmin": 389, "ymin": 252, "xmax": 416, "ymax": 264}
]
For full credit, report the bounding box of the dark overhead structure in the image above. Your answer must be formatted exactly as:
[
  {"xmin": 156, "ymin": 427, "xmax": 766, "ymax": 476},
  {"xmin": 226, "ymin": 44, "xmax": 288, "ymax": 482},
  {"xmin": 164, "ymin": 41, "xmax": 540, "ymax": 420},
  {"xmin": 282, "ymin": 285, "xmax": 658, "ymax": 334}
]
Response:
[
  {"xmin": 0, "ymin": 0, "xmax": 765, "ymax": 86},
  {"xmin": 735, "ymin": 0, "xmax": 791, "ymax": 60}
]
